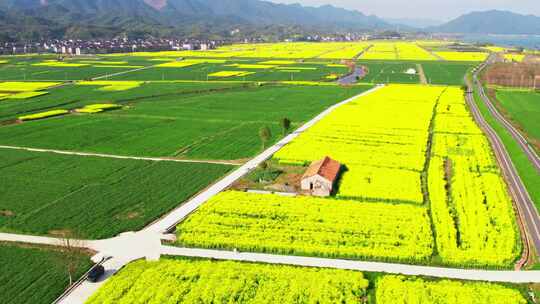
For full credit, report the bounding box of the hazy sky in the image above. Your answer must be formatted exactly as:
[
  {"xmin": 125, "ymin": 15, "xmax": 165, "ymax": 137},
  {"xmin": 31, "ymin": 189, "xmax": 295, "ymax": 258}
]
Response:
[{"xmin": 269, "ymin": 0, "xmax": 539, "ymax": 21}]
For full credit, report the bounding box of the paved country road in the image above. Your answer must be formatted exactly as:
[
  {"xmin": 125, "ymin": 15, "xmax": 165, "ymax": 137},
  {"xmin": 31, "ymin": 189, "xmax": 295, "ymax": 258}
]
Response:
[
  {"xmin": 474, "ymin": 58, "xmax": 540, "ymax": 172},
  {"xmin": 337, "ymin": 66, "xmax": 365, "ymax": 85},
  {"xmin": 161, "ymin": 246, "xmax": 540, "ymax": 284},
  {"xmin": 466, "ymin": 71, "xmax": 540, "ymax": 264}
]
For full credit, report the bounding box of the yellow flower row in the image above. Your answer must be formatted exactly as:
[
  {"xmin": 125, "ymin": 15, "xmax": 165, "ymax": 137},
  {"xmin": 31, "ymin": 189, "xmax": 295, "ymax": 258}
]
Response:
[
  {"xmin": 0, "ymin": 81, "xmax": 60, "ymax": 92},
  {"xmin": 75, "ymin": 103, "xmax": 122, "ymax": 114},
  {"xmin": 77, "ymin": 81, "xmax": 143, "ymax": 91},
  {"xmin": 208, "ymin": 71, "xmax": 254, "ymax": 77},
  {"xmin": 376, "ymin": 275, "xmax": 526, "ymax": 304},
  {"xmin": 434, "ymin": 51, "xmax": 489, "ymax": 62},
  {"xmin": 428, "ymin": 87, "xmax": 520, "ymax": 266},
  {"xmin": 18, "ymin": 109, "xmax": 69, "ymax": 121}
]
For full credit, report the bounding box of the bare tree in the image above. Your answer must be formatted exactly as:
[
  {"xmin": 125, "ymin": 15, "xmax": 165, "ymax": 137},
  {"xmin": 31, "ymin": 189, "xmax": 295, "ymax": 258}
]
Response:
[
  {"xmin": 54, "ymin": 230, "xmax": 86, "ymax": 286},
  {"xmin": 259, "ymin": 126, "xmax": 272, "ymax": 150}
]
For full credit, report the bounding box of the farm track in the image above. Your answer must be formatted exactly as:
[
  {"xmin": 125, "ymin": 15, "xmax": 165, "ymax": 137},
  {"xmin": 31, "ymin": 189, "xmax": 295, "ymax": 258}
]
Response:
[
  {"xmin": 0, "ymin": 145, "xmax": 241, "ymax": 166},
  {"xmin": 466, "ymin": 67, "xmax": 540, "ymax": 266},
  {"xmin": 416, "ymin": 63, "xmax": 428, "ymax": 84},
  {"xmin": 90, "ymin": 64, "xmax": 156, "ymax": 80}
]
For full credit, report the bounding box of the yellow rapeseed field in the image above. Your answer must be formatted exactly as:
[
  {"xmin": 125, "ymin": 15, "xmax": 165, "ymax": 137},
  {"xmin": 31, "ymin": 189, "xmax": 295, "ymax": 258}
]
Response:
[
  {"xmin": 376, "ymin": 276, "xmax": 527, "ymax": 304},
  {"xmin": 428, "ymin": 87, "xmax": 520, "ymax": 267},
  {"xmin": 77, "ymin": 81, "xmax": 142, "ymax": 91},
  {"xmin": 274, "ymin": 84, "xmax": 443, "ymax": 203},
  {"xmin": 434, "ymin": 51, "xmax": 489, "ymax": 61},
  {"xmin": 18, "ymin": 109, "xmax": 69, "ymax": 121},
  {"xmin": 0, "ymin": 82, "xmax": 60, "ymax": 92},
  {"xmin": 208, "ymin": 71, "xmax": 254, "ymax": 77},
  {"xmin": 6, "ymin": 91, "xmax": 49, "ymax": 99}
]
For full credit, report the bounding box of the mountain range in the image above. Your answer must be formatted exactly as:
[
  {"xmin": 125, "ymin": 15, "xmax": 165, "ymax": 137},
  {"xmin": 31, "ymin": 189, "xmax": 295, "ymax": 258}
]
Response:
[
  {"xmin": 0, "ymin": 1, "xmax": 539, "ymax": 42},
  {"xmin": 0, "ymin": 0, "xmax": 390, "ymax": 41},
  {"xmin": 428, "ymin": 10, "xmax": 540, "ymax": 35}
]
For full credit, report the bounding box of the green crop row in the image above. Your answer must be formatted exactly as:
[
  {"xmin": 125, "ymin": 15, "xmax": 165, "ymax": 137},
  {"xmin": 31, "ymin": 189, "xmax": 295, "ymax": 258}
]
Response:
[
  {"xmin": 0, "ymin": 149, "xmax": 233, "ymax": 238},
  {"xmin": 0, "ymin": 243, "xmax": 92, "ymax": 304}
]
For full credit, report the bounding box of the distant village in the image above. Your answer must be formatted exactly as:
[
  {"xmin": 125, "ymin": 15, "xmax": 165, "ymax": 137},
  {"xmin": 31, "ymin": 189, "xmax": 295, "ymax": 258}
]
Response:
[{"xmin": 0, "ymin": 31, "xmax": 451, "ymax": 56}]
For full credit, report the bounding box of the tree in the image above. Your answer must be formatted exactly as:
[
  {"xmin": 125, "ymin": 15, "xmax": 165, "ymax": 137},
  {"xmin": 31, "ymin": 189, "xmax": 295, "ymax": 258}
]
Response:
[
  {"xmin": 259, "ymin": 126, "xmax": 272, "ymax": 150},
  {"xmin": 53, "ymin": 230, "xmax": 87, "ymax": 286},
  {"xmin": 280, "ymin": 118, "xmax": 292, "ymax": 136}
]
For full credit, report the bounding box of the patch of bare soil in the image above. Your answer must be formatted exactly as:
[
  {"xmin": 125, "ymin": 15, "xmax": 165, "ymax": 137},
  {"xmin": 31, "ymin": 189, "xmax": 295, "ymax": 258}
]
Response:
[
  {"xmin": 0, "ymin": 210, "xmax": 14, "ymax": 217},
  {"xmin": 116, "ymin": 211, "xmax": 141, "ymax": 220},
  {"xmin": 48, "ymin": 229, "xmax": 75, "ymax": 237}
]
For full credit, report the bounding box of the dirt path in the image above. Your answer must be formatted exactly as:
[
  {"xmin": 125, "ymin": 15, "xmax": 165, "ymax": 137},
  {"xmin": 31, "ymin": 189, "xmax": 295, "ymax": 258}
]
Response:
[
  {"xmin": 0, "ymin": 145, "xmax": 240, "ymax": 166},
  {"xmin": 416, "ymin": 63, "xmax": 428, "ymax": 84}
]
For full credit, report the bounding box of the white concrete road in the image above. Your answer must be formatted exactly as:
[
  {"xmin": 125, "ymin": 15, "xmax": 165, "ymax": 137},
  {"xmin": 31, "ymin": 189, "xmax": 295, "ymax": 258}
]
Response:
[{"xmin": 161, "ymin": 246, "xmax": 540, "ymax": 284}]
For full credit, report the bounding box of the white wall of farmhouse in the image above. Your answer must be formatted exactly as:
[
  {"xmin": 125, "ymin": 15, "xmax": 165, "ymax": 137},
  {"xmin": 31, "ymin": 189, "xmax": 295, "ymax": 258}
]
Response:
[{"xmin": 301, "ymin": 174, "xmax": 333, "ymax": 197}]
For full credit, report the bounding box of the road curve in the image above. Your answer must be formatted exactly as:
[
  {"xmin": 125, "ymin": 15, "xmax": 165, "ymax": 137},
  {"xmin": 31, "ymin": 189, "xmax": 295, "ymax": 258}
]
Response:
[
  {"xmin": 337, "ymin": 66, "xmax": 366, "ymax": 85},
  {"xmin": 465, "ymin": 73, "xmax": 540, "ymax": 263},
  {"xmin": 473, "ymin": 59, "xmax": 540, "ymax": 172}
]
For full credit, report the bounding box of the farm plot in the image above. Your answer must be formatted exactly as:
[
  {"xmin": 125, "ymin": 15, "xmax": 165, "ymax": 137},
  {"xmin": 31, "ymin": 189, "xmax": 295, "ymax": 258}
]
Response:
[
  {"xmin": 495, "ymin": 89, "xmax": 540, "ymax": 151},
  {"xmin": 434, "ymin": 51, "xmax": 489, "ymax": 62},
  {"xmin": 0, "ymin": 149, "xmax": 233, "ymax": 238},
  {"xmin": 176, "ymin": 191, "xmax": 434, "ymax": 262},
  {"xmin": 0, "ymin": 57, "xmax": 149, "ymax": 81},
  {"xmin": 421, "ymin": 61, "xmax": 475, "ymax": 85},
  {"xmin": 0, "ymin": 242, "xmax": 92, "ymax": 304},
  {"xmin": 111, "ymin": 59, "xmax": 349, "ymax": 82},
  {"xmin": 0, "ymin": 85, "xmax": 371, "ymax": 160},
  {"xmin": 359, "ymin": 61, "xmax": 420, "ymax": 84},
  {"xmin": 86, "ymin": 258, "xmax": 370, "ymax": 304},
  {"xmin": 274, "ymin": 84, "xmax": 445, "ymax": 204},
  {"xmin": 395, "ymin": 43, "xmax": 438, "ymax": 61},
  {"xmin": 428, "ymin": 87, "xmax": 521, "ymax": 267},
  {"xmin": 359, "ymin": 42, "xmax": 437, "ymax": 61},
  {"xmin": 268, "ymin": 84, "xmax": 519, "ymax": 266},
  {"xmin": 0, "ymin": 81, "xmax": 246, "ymax": 121},
  {"xmin": 376, "ymin": 275, "xmax": 526, "ymax": 304}
]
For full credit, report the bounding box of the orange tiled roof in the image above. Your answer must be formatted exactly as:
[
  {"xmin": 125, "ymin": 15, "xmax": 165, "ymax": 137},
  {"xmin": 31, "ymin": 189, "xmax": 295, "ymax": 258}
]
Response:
[{"xmin": 302, "ymin": 156, "xmax": 341, "ymax": 182}]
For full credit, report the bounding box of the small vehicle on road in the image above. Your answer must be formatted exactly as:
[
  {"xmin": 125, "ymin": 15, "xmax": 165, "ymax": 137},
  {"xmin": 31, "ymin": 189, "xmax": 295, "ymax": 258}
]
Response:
[{"xmin": 87, "ymin": 265, "xmax": 105, "ymax": 283}]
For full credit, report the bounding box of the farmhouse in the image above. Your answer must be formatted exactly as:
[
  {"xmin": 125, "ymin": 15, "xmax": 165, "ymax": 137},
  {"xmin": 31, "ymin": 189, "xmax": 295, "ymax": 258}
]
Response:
[
  {"xmin": 405, "ymin": 68, "xmax": 417, "ymax": 75},
  {"xmin": 301, "ymin": 156, "xmax": 341, "ymax": 197}
]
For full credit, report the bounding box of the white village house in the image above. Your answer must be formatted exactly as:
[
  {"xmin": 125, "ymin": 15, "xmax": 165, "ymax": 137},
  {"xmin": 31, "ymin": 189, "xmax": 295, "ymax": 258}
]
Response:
[{"xmin": 301, "ymin": 156, "xmax": 341, "ymax": 197}]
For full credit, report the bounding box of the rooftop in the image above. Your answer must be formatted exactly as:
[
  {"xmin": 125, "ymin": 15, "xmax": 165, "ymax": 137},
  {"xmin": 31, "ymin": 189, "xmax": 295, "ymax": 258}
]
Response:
[{"xmin": 302, "ymin": 156, "xmax": 341, "ymax": 182}]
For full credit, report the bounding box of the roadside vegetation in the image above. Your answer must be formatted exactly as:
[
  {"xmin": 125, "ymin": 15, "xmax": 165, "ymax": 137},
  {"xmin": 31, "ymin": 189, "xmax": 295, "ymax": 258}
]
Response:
[{"xmin": 0, "ymin": 242, "xmax": 92, "ymax": 304}]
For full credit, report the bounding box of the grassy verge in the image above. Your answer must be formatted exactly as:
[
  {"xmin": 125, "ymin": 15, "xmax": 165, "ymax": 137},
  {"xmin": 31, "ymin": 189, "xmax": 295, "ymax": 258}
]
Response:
[
  {"xmin": 470, "ymin": 77, "xmax": 540, "ymax": 213},
  {"xmin": 0, "ymin": 242, "xmax": 92, "ymax": 304}
]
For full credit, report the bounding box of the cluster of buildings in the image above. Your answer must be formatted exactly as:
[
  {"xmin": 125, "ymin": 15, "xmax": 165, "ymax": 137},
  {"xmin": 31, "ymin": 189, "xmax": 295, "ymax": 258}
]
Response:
[{"xmin": 0, "ymin": 38, "xmax": 221, "ymax": 56}]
